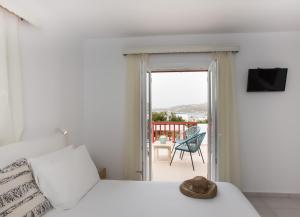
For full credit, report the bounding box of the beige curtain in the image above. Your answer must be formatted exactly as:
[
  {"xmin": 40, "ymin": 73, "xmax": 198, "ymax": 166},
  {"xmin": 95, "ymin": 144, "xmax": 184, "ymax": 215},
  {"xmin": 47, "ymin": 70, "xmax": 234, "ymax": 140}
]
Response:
[
  {"xmin": 123, "ymin": 54, "xmax": 146, "ymax": 180},
  {"xmin": 213, "ymin": 52, "xmax": 241, "ymax": 188},
  {"xmin": 0, "ymin": 9, "xmax": 24, "ymax": 146}
]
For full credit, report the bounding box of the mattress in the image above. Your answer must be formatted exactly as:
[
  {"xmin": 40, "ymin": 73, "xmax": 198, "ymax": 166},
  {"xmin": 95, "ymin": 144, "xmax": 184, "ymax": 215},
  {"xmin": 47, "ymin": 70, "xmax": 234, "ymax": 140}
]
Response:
[{"xmin": 44, "ymin": 180, "xmax": 260, "ymax": 217}]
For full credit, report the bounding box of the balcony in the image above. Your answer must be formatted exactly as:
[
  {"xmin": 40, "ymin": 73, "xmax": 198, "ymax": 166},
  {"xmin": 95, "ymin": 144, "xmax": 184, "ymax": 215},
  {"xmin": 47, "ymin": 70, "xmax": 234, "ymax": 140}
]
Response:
[{"xmin": 151, "ymin": 121, "xmax": 208, "ymax": 182}]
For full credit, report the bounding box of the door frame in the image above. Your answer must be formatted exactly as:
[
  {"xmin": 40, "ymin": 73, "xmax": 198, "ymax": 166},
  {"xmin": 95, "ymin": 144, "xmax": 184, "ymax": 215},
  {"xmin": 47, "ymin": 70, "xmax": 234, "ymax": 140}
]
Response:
[{"xmin": 140, "ymin": 66, "xmax": 218, "ymax": 181}]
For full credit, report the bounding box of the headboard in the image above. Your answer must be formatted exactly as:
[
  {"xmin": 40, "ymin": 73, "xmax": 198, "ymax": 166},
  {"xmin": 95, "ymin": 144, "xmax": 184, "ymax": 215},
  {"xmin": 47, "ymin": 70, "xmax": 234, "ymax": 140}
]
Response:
[{"xmin": 0, "ymin": 129, "xmax": 68, "ymax": 168}]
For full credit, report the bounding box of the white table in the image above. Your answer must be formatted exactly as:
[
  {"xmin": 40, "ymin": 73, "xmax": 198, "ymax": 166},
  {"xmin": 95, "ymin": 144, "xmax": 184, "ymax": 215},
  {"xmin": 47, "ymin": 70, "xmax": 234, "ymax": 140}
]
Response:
[{"xmin": 152, "ymin": 140, "xmax": 174, "ymax": 161}]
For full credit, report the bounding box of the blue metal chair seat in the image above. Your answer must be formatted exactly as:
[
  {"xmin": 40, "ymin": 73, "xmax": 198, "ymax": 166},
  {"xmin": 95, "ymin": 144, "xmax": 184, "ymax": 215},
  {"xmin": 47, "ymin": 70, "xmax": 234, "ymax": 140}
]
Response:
[{"xmin": 176, "ymin": 143, "xmax": 199, "ymax": 153}]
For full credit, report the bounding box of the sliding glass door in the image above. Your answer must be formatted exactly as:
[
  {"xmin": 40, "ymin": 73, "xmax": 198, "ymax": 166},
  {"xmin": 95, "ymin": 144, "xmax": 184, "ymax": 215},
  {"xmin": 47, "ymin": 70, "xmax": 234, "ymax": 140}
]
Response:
[
  {"xmin": 140, "ymin": 65, "xmax": 152, "ymax": 181},
  {"xmin": 207, "ymin": 60, "xmax": 218, "ymax": 181},
  {"xmin": 145, "ymin": 70, "xmax": 152, "ymax": 180},
  {"xmin": 140, "ymin": 57, "xmax": 218, "ymax": 181}
]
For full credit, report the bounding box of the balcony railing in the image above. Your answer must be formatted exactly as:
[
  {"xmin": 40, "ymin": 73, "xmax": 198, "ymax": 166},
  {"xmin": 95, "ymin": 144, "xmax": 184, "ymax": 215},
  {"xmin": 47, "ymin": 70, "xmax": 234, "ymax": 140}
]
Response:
[{"xmin": 152, "ymin": 121, "xmax": 198, "ymax": 142}]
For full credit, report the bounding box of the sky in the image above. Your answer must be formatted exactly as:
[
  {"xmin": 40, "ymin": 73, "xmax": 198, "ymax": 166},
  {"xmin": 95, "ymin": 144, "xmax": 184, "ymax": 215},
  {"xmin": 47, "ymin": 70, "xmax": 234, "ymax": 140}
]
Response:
[{"xmin": 151, "ymin": 72, "xmax": 208, "ymax": 109}]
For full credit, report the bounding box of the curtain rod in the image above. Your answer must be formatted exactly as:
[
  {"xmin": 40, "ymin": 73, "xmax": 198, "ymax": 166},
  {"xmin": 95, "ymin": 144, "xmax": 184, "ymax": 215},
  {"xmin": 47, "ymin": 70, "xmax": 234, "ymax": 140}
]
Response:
[
  {"xmin": 0, "ymin": 4, "xmax": 28, "ymax": 23},
  {"xmin": 123, "ymin": 45, "xmax": 239, "ymax": 56}
]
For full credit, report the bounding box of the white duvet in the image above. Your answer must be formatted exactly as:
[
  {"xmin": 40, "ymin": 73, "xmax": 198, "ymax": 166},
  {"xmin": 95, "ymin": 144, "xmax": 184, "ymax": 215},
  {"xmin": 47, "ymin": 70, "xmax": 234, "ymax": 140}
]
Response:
[{"xmin": 44, "ymin": 180, "xmax": 260, "ymax": 217}]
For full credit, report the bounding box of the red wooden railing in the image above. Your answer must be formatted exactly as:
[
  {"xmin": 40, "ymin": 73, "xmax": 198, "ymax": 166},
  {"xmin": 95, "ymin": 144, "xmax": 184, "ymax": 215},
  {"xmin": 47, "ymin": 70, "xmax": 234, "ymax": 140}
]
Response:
[{"xmin": 152, "ymin": 121, "xmax": 198, "ymax": 142}]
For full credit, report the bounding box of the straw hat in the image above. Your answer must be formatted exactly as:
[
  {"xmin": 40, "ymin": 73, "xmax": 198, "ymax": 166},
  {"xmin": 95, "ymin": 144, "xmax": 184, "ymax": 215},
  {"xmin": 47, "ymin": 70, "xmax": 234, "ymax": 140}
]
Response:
[{"xmin": 180, "ymin": 176, "xmax": 217, "ymax": 199}]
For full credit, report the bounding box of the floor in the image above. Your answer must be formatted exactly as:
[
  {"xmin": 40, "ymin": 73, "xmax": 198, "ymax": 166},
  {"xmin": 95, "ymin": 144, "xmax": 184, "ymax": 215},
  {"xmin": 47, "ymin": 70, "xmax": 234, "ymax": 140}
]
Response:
[
  {"xmin": 247, "ymin": 196, "xmax": 300, "ymax": 217},
  {"xmin": 152, "ymin": 143, "xmax": 208, "ymax": 182}
]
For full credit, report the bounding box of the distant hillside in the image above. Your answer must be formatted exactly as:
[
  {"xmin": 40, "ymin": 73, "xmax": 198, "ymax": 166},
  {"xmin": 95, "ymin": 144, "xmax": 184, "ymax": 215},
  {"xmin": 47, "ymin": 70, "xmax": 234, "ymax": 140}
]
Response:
[{"xmin": 153, "ymin": 104, "xmax": 207, "ymax": 113}]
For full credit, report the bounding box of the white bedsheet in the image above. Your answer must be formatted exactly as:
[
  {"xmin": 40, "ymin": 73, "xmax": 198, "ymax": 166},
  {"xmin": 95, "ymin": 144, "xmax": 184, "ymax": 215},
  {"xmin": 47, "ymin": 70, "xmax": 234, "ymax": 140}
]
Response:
[{"xmin": 44, "ymin": 180, "xmax": 260, "ymax": 217}]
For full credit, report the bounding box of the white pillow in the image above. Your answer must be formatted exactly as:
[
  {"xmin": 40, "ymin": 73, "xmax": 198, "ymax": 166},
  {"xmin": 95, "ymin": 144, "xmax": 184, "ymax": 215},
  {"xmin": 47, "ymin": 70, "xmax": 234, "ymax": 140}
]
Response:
[
  {"xmin": 29, "ymin": 145, "xmax": 75, "ymax": 185},
  {"xmin": 30, "ymin": 145, "xmax": 100, "ymax": 210},
  {"xmin": 0, "ymin": 134, "xmax": 67, "ymax": 168},
  {"xmin": 0, "ymin": 159, "xmax": 53, "ymax": 217}
]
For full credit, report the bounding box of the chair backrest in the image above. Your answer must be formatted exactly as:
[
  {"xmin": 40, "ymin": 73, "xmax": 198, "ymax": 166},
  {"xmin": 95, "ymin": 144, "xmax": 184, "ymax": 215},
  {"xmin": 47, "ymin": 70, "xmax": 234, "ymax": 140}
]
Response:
[
  {"xmin": 184, "ymin": 126, "xmax": 200, "ymax": 139},
  {"xmin": 187, "ymin": 132, "xmax": 206, "ymax": 153}
]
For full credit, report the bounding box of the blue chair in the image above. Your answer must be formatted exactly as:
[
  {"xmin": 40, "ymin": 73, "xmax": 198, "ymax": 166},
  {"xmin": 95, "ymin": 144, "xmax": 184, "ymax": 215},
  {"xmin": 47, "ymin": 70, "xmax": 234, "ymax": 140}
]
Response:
[
  {"xmin": 170, "ymin": 132, "xmax": 206, "ymax": 171},
  {"xmin": 177, "ymin": 131, "xmax": 206, "ymax": 163}
]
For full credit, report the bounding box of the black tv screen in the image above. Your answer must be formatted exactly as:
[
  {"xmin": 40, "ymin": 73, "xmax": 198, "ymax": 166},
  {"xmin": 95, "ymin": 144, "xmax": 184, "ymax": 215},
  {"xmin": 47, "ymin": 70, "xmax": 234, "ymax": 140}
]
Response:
[{"xmin": 247, "ymin": 68, "xmax": 287, "ymax": 92}]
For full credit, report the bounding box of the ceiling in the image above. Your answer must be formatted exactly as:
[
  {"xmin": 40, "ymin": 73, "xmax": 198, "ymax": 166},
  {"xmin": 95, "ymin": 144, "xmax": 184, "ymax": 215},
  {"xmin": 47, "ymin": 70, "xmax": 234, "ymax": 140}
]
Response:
[{"xmin": 2, "ymin": 0, "xmax": 300, "ymax": 38}]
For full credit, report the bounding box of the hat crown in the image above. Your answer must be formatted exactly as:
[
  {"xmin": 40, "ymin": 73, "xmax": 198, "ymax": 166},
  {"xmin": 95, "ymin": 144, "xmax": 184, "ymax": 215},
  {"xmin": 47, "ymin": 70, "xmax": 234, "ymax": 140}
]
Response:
[{"xmin": 191, "ymin": 176, "xmax": 209, "ymax": 193}]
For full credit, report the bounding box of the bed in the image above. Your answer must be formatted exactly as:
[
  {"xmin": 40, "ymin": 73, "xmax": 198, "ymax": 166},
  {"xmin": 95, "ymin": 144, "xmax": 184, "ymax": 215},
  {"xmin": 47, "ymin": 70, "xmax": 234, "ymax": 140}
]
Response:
[
  {"xmin": 44, "ymin": 180, "xmax": 260, "ymax": 217},
  {"xmin": 0, "ymin": 132, "xmax": 260, "ymax": 217}
]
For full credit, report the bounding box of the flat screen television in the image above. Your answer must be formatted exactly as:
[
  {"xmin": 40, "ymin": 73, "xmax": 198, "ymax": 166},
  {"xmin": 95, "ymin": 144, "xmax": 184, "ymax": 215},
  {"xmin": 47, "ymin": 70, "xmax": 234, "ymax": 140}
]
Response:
[{"xmin": 247, "ymin": 68, "xmax": 287, "ymax": 92}]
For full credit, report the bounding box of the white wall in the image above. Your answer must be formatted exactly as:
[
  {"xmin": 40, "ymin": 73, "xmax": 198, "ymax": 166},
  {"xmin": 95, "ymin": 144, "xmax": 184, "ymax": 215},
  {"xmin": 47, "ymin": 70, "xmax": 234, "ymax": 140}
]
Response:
[
  {"xmin": 83, "ymin": 32, "xmax": 300, "ymax": 193},
  {"xmin": 20, "ymin": 24, "xmax": 83, "ymax": 144}
]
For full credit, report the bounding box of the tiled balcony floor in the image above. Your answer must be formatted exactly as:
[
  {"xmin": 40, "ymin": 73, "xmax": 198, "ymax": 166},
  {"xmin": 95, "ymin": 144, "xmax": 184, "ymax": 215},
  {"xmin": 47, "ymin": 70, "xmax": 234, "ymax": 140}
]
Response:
[{"xmin": 152, "ymin": 144, "xmax": 208, "ymax": 182}]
